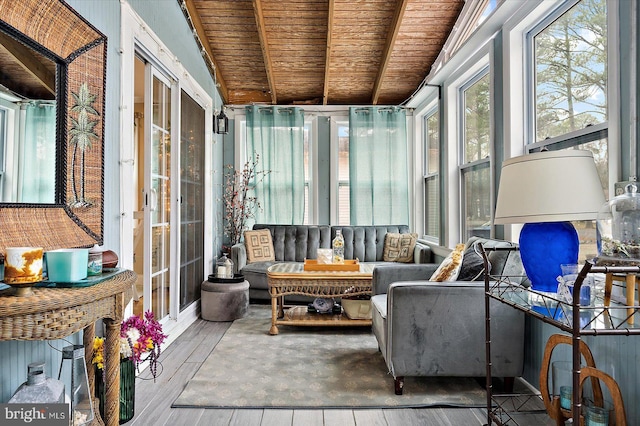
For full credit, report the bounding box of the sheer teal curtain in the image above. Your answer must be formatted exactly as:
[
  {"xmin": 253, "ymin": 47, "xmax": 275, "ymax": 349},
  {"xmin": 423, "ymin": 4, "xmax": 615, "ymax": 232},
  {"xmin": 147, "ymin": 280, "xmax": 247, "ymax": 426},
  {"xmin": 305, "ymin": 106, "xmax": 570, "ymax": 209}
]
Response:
[
  {"xmin": 246, "ymin": 106, "xmax": 305, "ymax": 224},
  {"xmin": 20, "ymin": 102, "xmax": 56, "ymax": 203},
  {"xmin": 349, "ymin": 107, "xmax": 408, "ymax": 225}
]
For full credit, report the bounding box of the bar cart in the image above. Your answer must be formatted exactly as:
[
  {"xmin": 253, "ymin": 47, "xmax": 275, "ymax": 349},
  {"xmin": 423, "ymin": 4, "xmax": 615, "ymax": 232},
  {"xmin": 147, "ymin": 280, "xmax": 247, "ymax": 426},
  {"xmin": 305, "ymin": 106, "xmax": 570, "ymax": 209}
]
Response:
[{"xmin": 480, "ymin": 244, "xmax": 639, "ymax": 425}]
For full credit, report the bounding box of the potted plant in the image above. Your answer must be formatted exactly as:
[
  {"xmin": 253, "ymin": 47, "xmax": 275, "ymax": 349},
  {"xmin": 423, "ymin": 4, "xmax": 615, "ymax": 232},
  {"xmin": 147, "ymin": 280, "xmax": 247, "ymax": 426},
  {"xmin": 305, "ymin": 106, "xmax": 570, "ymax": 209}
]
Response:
[{"xmin": 222, "ymin": 153, "xmax": 270, "ymax": 251}]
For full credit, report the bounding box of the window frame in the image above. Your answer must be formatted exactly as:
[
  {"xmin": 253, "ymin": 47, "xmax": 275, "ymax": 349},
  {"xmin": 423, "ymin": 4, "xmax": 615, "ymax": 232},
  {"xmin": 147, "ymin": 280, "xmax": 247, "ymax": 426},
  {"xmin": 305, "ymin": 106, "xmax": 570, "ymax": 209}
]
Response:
[
  {"xmin": 524, "ymin": 0, "xmax": 611, "ymax": 184},
  {"xmin": 330, "ymin": 117, "xmax": 350, "ymax": 225},
  {"xmin": 0, "ymin": 107, "xmax": 6, "ymax": 200},
  {"xmin": 422, "ymin": 105, "xmax": 440, "ymax": 243},
  {"xmin": 522, "ymin": 0, "xmax": 612, "ymax": 261},
  {"xmin": 458, "ymin": 66, "xmax": 492, "ymax": 241},
  {"xmin": 525, "ymin": 0, "xmax": 609, "ymax": 149},
  {"xmin": 303, "ymin": 118, "xmax": 315, "ymax": 225}
]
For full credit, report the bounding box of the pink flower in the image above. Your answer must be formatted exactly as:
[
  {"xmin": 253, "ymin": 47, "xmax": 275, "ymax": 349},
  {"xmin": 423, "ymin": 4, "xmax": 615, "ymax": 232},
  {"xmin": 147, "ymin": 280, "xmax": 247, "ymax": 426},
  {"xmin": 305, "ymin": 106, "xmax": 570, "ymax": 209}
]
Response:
[{"xmin": 120, "ymin": 310, "xmax": 167, "ymax": 381}]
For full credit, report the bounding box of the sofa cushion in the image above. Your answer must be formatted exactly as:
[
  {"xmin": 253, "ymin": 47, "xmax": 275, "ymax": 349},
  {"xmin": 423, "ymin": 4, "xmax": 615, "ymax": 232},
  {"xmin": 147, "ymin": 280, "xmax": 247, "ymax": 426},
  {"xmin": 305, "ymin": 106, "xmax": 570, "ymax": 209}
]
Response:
[
  {"xmin": 240, "ymin": 261, "xmax": 277, "ymax": 290},
  {"xmin": 429, "ymin": 243, "xmax": 465, "ymax": 281},
  {"xmin": 244, "ymin": 229, "xmax": 275, "ymax": 263},
  {"xmin": 460, "ymin": 236, "xmax": 527, "ymax": 285},
  {"xmin": 457, "ymin": 240, "xmax": 487, "ymax": 281},
  {"xmin": 383, "ymin": 232, "xmax": 418, "ymax": 263}
]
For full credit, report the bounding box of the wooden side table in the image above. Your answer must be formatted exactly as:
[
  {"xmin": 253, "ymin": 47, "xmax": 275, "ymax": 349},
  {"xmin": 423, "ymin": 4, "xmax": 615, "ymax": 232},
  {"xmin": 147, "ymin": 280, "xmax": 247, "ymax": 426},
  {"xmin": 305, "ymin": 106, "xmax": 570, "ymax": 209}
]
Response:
[
  {"xmin": 0, "ymin": 269, "xmax": 136, "ymax": 426},
  {"xmin": 604, "ymin": 273, "xmax": 639, "ymax": 324}
]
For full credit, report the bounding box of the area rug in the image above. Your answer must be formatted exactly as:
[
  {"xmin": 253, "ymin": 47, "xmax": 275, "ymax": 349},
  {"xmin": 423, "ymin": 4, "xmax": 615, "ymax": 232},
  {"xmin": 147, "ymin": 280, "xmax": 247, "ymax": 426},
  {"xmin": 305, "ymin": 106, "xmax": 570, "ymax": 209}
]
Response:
[{"xmin": 172, "ymin": 305, "xmax": 486, "ymax": 409}]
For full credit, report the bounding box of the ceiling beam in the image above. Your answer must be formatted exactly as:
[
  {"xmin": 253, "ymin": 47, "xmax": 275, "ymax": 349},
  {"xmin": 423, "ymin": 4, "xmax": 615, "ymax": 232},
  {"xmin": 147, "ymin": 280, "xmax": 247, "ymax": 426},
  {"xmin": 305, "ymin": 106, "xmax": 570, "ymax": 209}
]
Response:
[
  {"xmin": 183, "ymin": 0, "xmax": 229, "ymax": 104},
  {"xmin": 322, "ymin": 0, "xmax": 335, "ymax": 105},
  {"xmin": 252, "ymin": 0, "xmax": 277, "ymax": 104},
  {"xmin": 371, "ymin": 0, "xmax": 409, "ymax": 105},
  {"xmin": 0, "ymin": 32, "xmax": 55, "ymax": 96},
  {"xmin": 228, "ymin": 89, "xmax": 273, "ymax": 104}
]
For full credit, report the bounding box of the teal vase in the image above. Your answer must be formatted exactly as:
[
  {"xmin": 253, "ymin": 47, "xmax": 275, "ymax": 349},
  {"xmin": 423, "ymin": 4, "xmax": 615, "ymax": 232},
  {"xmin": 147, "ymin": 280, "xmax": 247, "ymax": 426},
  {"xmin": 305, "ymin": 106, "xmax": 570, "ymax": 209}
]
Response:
[{"xmin": 95, "ymin": 358, "xmax": 136, "ymax": 424}]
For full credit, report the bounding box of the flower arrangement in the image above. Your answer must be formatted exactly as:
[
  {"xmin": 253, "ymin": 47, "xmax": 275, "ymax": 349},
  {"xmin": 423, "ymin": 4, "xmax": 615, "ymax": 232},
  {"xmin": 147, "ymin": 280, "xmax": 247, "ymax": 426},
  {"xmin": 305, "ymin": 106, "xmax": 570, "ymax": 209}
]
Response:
[
  {"xmin": 222, "ymin": 154, "xmax": 271, "ymax": 249},
  {"xmin": 92, "ymin": 310, "xmax": 167, "ymax": 381}
]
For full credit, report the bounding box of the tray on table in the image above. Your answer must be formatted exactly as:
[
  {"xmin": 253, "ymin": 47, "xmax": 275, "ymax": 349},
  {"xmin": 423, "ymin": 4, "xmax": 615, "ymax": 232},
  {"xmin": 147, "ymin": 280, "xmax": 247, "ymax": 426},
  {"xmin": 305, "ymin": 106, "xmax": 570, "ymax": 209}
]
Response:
[
  {"xmin": 303, "ymin": 259, "xmax": 360, "ymax": 271},
  {"xmin": 0, "ymin": 268, "xmax": 126, "ymax": 290}
]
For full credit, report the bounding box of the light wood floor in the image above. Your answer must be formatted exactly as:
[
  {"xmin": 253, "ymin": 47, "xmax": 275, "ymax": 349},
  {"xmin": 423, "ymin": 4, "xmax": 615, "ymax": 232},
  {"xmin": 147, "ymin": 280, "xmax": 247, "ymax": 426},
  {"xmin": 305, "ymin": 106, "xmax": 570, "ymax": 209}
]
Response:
[{"xmin": 130, "ymin": 306, "xmax": 552, "ymax": 426}]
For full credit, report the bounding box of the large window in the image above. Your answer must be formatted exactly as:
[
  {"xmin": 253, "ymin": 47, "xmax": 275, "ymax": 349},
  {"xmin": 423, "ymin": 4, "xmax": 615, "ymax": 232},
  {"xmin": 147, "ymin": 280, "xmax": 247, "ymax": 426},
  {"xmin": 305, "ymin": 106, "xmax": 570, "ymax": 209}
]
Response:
[
  {"xmin": 423, "ymin": 108, "xmax": 439, "ymax": 242},
  {"xmin": 303, "ymin": 121, "xmax": 311, "ymax": 225},
  {"xmin": 528, "ymin": 0, "xmax": 608, "ymax": 260},
  {"xmin": 460, "ymin": 70, "xmax": 491, "ymax": 240},
  {"xmin": 335, "ymin": 120, "xmax": 350, "ymax": 225},
  {"xmin": 531, "ymin": 0, "xmax": 607, "ymax": 143},
  {"xmin": 239, "ymin": 113, "xmax": 310, "ymax": 226},
  {"xmin": 0, "ymin": 108, "xmax": 5, "ymax": 199}
]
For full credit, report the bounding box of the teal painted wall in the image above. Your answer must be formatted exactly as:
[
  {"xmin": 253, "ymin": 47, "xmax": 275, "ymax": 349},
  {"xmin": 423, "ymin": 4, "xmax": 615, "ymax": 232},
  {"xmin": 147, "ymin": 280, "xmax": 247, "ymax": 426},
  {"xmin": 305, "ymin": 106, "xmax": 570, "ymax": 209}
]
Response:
[
  {"xmin": 0, "ymin": 0, "xmax": 221, "ymax": 403},
  {"xmin": 516, "ymin": 2, "xmax": 640, "ymax": 422}
]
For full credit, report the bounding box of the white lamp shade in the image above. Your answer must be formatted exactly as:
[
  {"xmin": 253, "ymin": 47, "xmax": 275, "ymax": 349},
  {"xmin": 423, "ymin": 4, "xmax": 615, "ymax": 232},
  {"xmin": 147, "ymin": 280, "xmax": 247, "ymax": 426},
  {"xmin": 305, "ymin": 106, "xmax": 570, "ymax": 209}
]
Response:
[{"xmin": 494, "ymin": 150, "xmax": 605, "ymax": 224}]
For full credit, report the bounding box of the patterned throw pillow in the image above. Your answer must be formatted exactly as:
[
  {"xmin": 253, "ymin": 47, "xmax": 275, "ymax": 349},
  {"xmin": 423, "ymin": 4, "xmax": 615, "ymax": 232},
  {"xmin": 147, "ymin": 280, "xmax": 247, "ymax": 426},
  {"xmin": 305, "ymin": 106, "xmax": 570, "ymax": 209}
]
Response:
[
  {"xmin": 244, "ymin": 229, "xmax": 275, "ymax": 263},
  {"xmin": 429, "ymin": 243, "xmax": 466, "ymax": 282},
  {"xmin": 383, "ymin": 233, "xmax": 418, "ymax": 263}
]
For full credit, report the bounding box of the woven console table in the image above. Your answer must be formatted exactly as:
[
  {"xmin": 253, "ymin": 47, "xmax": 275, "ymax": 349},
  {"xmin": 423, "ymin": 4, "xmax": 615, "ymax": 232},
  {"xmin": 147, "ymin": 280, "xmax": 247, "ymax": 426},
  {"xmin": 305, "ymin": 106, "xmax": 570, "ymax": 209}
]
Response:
[
  {"xmin": 267, "ymin": 262, "xmax": 374, "ymax": 335},
  {"xmin": 0, "ymin": 269, "xmax": 136, "ymax": 426}
]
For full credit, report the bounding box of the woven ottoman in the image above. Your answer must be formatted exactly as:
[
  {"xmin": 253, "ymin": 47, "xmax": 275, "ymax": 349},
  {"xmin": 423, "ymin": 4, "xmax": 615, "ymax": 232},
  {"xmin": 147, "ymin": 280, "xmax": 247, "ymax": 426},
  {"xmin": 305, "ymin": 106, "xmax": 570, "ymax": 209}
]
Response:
[{"xmin": 201, "ymin": 278, "xmax": 249, "ymax": 321}]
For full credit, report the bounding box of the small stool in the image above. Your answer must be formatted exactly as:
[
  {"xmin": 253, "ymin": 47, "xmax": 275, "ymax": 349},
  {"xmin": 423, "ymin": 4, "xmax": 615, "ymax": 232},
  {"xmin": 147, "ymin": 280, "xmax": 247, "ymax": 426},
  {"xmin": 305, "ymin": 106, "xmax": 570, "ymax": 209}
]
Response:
[{"xmin": 201, "ymin": 279, "xmax": 249, "ymax": 321}]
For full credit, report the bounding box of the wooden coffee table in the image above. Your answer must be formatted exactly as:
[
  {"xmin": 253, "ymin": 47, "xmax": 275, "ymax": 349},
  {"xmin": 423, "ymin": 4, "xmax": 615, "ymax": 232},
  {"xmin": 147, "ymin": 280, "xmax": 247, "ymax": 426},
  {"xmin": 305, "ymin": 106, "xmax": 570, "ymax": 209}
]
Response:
[{"xmin": 266, "ymin": 262, "xmax": 374, "ymax": 335}]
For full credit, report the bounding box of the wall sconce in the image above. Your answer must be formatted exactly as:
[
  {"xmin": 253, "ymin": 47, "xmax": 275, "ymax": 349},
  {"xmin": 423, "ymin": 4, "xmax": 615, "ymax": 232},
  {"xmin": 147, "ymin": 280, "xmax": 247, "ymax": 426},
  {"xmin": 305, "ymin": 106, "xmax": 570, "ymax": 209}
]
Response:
[
  {"xmin": 58, "ymin": 345, "xmax": 94, "ymax": 425},
  {"xmin": 215, "ymin": 107, "xmax": 229, "ymax": 135}
]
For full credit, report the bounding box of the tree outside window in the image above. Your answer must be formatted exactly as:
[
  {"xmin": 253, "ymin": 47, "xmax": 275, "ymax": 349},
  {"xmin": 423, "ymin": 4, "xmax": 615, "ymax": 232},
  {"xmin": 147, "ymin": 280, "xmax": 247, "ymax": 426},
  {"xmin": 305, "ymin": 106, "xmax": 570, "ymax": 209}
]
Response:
[
  {"xmin": 461, "ymin": 72, "xmax": 491, "ymax": 240},
  {"xmin": 531, "ymin": 0, "xmax": 607, "ymax": 260},
  {"xmin": 534, "ymin": 0, "xmax": 607, "ymax": 142}
]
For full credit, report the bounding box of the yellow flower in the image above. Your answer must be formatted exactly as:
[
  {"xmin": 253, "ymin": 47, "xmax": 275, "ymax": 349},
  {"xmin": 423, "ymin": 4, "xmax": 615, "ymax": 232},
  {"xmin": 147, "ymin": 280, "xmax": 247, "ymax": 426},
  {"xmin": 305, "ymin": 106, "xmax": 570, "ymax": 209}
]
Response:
[{"xmin": 92, "ymin": 337, "xmax": 105, "ymax": 370}]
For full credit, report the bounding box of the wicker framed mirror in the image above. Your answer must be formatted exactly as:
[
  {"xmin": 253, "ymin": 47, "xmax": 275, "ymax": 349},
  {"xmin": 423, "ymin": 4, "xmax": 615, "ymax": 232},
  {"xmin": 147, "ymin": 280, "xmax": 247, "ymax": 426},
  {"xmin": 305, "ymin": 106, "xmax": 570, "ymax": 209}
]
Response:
[{"xmin": 0, "ymin": 0, "xmax": 106, "ymax": 251}]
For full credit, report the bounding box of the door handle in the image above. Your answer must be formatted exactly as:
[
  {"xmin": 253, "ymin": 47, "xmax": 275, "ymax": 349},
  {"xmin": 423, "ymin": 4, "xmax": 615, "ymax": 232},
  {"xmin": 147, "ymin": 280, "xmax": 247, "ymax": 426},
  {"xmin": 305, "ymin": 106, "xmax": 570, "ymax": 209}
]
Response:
[{"xmin": 150, "ymin": 188, "xmax": 158, "ymax": 212}]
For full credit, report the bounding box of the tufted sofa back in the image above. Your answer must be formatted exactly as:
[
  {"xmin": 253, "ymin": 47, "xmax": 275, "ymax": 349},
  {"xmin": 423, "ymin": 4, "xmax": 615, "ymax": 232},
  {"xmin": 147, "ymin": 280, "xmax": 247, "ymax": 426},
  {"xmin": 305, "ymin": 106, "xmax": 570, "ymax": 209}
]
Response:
[
  {"xmin": 253, "ymin": 224, "xmax": 331, "ymax": 262},
  {"xmin": 333, "ymin": 225, "xmax": 410, "ymax": 262},
  {"xmin": 251, "ymin": 224, "xmax": 411, "ymax": 262}
]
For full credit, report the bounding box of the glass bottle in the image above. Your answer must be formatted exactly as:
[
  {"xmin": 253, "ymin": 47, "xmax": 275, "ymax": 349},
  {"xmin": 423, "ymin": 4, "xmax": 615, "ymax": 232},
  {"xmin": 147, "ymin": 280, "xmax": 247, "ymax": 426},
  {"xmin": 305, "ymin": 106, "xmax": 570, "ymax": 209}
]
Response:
[{"xmin": 332, "ymin": 229, "xmax": 345, "ymax": 264}]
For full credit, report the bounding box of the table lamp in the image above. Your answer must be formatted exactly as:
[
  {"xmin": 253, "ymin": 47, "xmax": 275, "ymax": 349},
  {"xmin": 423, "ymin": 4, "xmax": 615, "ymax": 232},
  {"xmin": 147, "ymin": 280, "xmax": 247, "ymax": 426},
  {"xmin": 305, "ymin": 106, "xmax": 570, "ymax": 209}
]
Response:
[{"xmin": 494, "ymin": 150, "xmax": 606, "ymax": 296}]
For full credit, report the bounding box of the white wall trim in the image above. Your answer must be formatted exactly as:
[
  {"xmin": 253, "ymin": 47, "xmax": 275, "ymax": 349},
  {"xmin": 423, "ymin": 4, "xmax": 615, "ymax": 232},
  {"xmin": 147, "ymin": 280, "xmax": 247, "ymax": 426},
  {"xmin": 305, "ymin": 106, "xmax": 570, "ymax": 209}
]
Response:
[
  {"xmin": 442, "ymin": 46, "xmax": 491, "ymax": 248},
  {"xmin": 120, "ymin": 1, "xmax": 213, "ymax": 322}
]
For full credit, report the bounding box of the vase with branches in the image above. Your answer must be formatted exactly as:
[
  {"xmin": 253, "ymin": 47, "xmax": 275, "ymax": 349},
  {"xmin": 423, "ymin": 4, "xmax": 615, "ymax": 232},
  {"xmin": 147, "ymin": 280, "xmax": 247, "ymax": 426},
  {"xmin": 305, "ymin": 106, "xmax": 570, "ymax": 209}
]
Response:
[{"xmin": 223, "ymin": 154, "xmax": 270, "ymax": 251}]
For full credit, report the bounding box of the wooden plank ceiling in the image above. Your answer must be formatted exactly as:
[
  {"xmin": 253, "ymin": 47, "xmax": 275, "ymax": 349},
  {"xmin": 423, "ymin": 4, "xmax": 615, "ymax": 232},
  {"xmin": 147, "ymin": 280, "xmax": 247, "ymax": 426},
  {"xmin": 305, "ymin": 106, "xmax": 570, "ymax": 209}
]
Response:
[
  {"xmin": 0, "ymin": 31, "xmax": 56, "ymax": 100},
  {"xmin": 184, "ymin": 0, "xmax": 464, "ymax": 106}
]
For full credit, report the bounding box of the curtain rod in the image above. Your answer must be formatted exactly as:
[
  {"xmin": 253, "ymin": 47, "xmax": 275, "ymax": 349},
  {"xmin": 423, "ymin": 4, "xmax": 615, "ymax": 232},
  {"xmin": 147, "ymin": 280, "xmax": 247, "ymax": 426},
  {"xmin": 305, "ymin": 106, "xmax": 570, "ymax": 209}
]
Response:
[{"xmin": 225, "ymin": 105, "xmax": 413, "ymax": 114}]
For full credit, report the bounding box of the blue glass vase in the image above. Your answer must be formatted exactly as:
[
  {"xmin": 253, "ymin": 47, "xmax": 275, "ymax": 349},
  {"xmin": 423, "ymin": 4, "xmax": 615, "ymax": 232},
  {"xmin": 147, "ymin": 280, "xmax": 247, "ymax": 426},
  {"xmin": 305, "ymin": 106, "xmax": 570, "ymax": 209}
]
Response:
[{"xmin": 519, "ymin": 222, "xmax": 579, "ymax": 293}]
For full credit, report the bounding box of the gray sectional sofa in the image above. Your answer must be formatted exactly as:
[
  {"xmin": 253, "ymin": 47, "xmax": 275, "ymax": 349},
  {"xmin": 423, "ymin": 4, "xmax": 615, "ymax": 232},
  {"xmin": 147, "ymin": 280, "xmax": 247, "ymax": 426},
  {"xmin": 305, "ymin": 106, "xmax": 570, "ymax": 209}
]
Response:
[
  {"xmin": 370, "ymin": 236, "xmax": 527, "ymax": 394},
  {"xmin": 230, "ymin": 224, "xmax": 435, "ymax": 301}
]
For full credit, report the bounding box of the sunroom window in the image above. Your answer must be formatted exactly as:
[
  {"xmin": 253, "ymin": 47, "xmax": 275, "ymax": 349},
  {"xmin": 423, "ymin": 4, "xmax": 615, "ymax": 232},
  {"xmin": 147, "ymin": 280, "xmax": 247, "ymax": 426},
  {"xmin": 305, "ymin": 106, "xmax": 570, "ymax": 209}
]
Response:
[
  {"xmin": 460, "ymin": 70, "xmax": 491, "ymax": 241},
  {"xmin": 528, "ymin": 0, "xmax": 608, "ymax": 260},
  {"xmin": 423, "ymin": 108, "xmax": 439, "ymax": 242},
  {"xmin": 532, "ymin": 0, "xmax": 607, "ymax": 142}
]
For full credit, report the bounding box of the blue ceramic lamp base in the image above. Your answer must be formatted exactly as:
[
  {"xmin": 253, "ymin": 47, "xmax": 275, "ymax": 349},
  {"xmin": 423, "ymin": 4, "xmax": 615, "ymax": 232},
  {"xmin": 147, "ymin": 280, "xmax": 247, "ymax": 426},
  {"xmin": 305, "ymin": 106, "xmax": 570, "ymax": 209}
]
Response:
[{"xmin": 519, "ymin": 222, "xmax": 580, "ymax": 294}]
